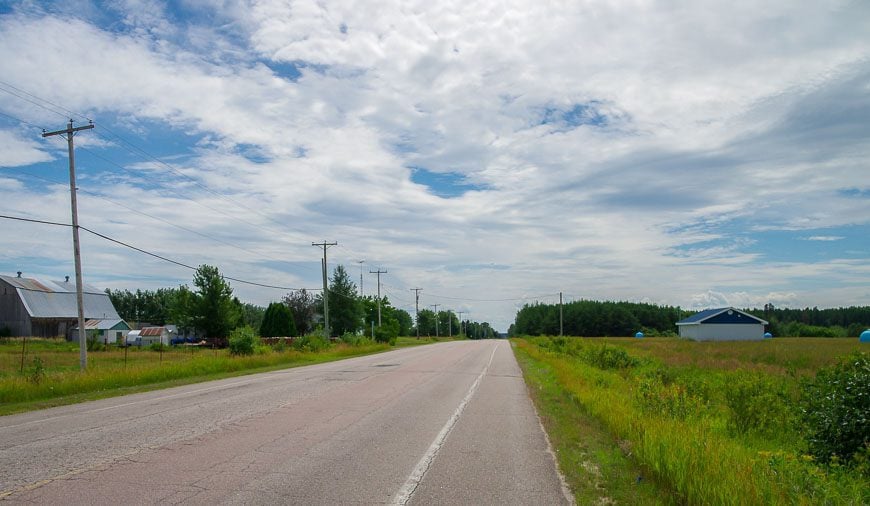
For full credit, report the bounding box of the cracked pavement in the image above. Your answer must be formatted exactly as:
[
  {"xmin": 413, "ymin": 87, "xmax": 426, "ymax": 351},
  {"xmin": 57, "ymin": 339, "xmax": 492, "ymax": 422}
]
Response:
[{"xmin": 0, "ymin": 341, "xmax": 570, "ymax": 505}]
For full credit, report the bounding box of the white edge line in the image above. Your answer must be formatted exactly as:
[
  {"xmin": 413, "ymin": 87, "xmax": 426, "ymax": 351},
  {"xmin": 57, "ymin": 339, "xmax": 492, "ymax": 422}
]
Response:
[
  {"xmin": 391, "ymin": 342, "xmax": 500, "ymax": 506},
  {"xmin": 536, "ymin": 411, "xmax": 577, "ymax": 505}
]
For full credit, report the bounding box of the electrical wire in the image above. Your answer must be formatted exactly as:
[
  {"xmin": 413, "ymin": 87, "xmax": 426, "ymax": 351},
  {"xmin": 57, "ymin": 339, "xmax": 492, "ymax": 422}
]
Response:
[
  {"xmin": 0, "ymin": 213, "xmax": 319, "ymax": 291},
  {"xmin": 4, "ymin": 167, "xmax": 321, "ymax": 278}
]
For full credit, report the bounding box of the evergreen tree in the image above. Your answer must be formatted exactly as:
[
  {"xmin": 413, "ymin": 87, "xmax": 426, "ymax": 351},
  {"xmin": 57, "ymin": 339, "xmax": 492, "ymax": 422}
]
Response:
[
  {"xmin": 260, "ymin": 302, "xmax": 296, "ymax": 337},
  {"xmin": 328, "ymin": 265, "xmax": 363, "ymax": 336}
]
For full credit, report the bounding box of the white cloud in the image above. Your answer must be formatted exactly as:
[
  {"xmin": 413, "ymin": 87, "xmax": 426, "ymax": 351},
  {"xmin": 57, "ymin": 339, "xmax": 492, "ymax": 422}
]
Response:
[
  {"xmin": 0, "ymin": 129, "xmax": 52, "ymax": 167},
  {"xmin": 802, "ymin": 236, "xmax": 845, "ymax": 241},
  {"xmin": 0, "ymin": 2, "xmax": 868, "ymax": 330}
]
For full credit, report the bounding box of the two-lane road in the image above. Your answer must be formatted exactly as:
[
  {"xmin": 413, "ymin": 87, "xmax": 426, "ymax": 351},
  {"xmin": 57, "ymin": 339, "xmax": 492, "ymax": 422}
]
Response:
[{"xmin": 1, "ymin": 340, "xmax": 571, "ymax": 504}]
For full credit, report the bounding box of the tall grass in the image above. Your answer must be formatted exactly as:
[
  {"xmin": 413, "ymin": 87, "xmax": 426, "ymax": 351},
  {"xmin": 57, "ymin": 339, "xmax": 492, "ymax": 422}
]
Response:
[
  {"xmin": 0, "ymin": 339, "xmax": 389, "ymax": 413},
  {"xmin": 514, "ymin": 337, "xmax": 868, "ymax": 505}
]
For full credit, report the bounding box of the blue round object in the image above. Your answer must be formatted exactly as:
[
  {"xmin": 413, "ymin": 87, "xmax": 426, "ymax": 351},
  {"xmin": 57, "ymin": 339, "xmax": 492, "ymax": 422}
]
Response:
[
  {"xmin": 860, "ymin": 329, "xmax": 870, "ymax": 343},
  {"xmin": 764, "ymin": 332, "xmax": 773, "ymax": 338},
  {"xmin": 635, "ymin": 332, "xmax": 644, "ymax": 338}
]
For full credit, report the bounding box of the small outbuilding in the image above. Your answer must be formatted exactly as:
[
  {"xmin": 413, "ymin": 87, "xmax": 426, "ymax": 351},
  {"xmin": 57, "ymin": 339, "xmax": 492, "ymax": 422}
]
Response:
[
  {"xmin": 676, "ymin": 307, "xmax": 768, "ymax": 341},
  {"xmin": 127, "ymin": 326, "xmax": 175, "ymax": 346},
  {"xmin": 72, "ymin": 318, "xmax": 132, "ymax": 344}
]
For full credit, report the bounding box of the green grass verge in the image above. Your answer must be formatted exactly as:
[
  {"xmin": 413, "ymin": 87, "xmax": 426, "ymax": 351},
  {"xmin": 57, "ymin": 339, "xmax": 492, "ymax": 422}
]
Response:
[
  {"xmin": 0, "ymin": 339, "xmax": 424, "ymax": 416},
  {"xmin": 512, "ymin": 337, "xmax": 869, "ymax": 505},
  {"xmin": 513, "ymin": 340, "xmax": 673, "ymax": 505}
]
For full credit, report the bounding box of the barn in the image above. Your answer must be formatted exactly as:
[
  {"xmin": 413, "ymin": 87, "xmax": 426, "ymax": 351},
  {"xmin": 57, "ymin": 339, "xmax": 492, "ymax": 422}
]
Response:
[
  {"xmin": 676, "ymin": 307, "xmax": 768, "ymax": 341},
  {"xmin": 0, "ymin": 272, "xmax": 121, "ymax": 338}
]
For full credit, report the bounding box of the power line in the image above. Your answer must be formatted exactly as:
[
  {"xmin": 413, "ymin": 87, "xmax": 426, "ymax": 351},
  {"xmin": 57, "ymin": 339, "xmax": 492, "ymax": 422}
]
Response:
[
  {"xmin": 0, "ymin": 213, "xmax": 319, "ymax": 291},
  {"xmin": 5, "ymin": 167, "xmax": 324, "ymax": 282},
  {"xmin": 0, "ymin": 80, "xmax": 90, "ymax": 122}
]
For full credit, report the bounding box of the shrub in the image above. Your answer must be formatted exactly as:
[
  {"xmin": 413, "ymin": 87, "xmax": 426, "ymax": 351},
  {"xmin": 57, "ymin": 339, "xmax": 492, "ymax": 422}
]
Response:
[
  {"xmin": 0, "ymin": 326, "xmax": 11, "ymax": 338},
  {"xmin": 583, "ymin": 344, "xmax": 639, "ymax": 369},
  {"xmin": 635, "ymin": 375, "xmax": 706, "ymax": 419},
  {"xmin": 800, "ymin": 352, "xmax": 870, "ymax": 467},
  {"xmin": 27, "ymin": 357, "xmax": 45, "ymax": 385},
  {"xmin": 148, "ymin": 342, "xmax": 168, "ymax": 352},
  {"xmin": 724, "ymin": 372, "xmax": 793, "ymax": 436},
  {"xmin": 86, "ymin": 334, "xmax": 105, "ymax": 351},
  {"xmin": 292, "ymin": 333, "xmax": 329, "ymax": 352},
  {"xmin": 374, "ymin": 320, "xmax": 399, "ymax": 345},
  {"xmin": 228, "ymin": 326, "xmax": 259, "ymax": 356},
  {"xmin": 340, "ymin": 333, "xmax": 374, "ymax": 347}
]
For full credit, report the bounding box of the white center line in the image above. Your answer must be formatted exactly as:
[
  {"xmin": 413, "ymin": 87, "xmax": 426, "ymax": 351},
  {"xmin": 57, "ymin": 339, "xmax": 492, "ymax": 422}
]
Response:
[{"xmin": 391, "ymin": 341, "xmax": 500, "ymax": 506}]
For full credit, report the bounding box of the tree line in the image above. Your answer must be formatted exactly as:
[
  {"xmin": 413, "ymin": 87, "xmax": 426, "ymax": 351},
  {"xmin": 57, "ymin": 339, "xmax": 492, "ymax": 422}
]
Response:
[
  {"xmin": 748, "ymin": 304, "xmax": 870, "ymax": 338},
  {"xmin": 510, "ymin": 300, "xmax": 685, "ymax": 337},
  {"xmin": 510, "ymin": 300, "xmax": 870, "ymax": 337},
  {"xmin": 107, "ymin": 264, "xmax": 498, "ymax": 342}
]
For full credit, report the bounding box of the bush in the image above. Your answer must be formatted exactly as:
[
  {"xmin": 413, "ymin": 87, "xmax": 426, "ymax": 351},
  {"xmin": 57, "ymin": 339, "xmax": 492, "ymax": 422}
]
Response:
[
  {"xmin": 635, "ymin": 375, "xmax": 706, "ymax": 419},
  {"xmin": 724, "ymin": 372, "xmax": 793, "ymax": 436},
  {"xmin": 800, "ymin": 352, "xmax": 870, "ymax": 467},
  {"xmin": 583, "ymin": 344, "xmax": 639, "ymax": 369},
  {"xmin": 228, "ymin": 326, "xmax": 259, "ymax": 356},
  {"xmin": 0, "ymin": 326, "xmax": 11, "ymax": 338},
  {"xmin": 292, "ymin": 333, "xmax": 329, "ymax": 352},
  {"xmin": 27, "ymin": 357, "xmax": 45, "ymax": 385},
  {"xmin": 340, "ymin": 333, "xmax": 374, "ymax": 347},
  {"xmin": 374, "ymin": 320, "xmax": 399, "ymax": 346},
  {"xmin": 148, "ymin": 342, "xmax": 168, "ymax": 352},
  {"xmin": 86, "ymin": 334, "xmax": 106, "ymax": 351}
]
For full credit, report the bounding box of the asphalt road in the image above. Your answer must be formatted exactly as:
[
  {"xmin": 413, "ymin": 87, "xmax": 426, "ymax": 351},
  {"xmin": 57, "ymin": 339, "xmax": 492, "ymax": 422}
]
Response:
[{"xmin": 0, "ymin": 340, "xmax": 572, "ymax": 505}]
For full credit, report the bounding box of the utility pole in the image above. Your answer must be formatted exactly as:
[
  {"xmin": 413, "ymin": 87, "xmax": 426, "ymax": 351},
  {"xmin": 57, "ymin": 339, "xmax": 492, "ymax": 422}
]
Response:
[
  {"xmin": 370, "ymin": 269, "xmax": 387, "ymax": 326},
  {"xmin": 312, "ymin": 241, "xmax": 337, "ymax": 340},
  {"xmin": 457, "ymin": 311, "xmax": 465, "ymax": 337},
  {"xmin": 431, "ymin": 304, "xmax": 440, "ymax": 338},
  {"xmin": 357, "ymin": 260, "xmax": 365, "ymax": 296},
  {"xmin": 559, "ymin": 292, "xmax": 564, "ymax": 336},
  {"xmin": 410, "ymin": 288, "xmax": 422, "ymax": 339},
  {"xmin": 43, "ymin": 120, "xmax": 93, "ymax": 372},
  {"xmin": 448, "ymin": 310, "xmax": 452, "ymax": 337}
]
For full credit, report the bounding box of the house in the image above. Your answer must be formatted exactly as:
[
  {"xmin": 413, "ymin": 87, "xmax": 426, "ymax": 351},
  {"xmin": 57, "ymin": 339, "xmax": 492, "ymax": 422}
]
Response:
[
  {"xmin": 71, "ymin": 318, "xmax": 132, "ymax": 344},
  {"xmin": 676, "ymin": 307, "xmax": 768, "ymax": 341},
  {"xmin": 126, "ymin": 326, "xmax": 175, "ymax": 346},
  {"xmin": 0, "ymin": 272, "xmax": 121, "ymax": 338}
]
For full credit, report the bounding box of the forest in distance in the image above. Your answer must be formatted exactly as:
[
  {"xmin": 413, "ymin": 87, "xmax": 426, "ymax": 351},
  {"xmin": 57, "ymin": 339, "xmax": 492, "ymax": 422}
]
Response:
[{"xmin": 509, "ymin": 300, "xmax": 870, "ymax": 338}]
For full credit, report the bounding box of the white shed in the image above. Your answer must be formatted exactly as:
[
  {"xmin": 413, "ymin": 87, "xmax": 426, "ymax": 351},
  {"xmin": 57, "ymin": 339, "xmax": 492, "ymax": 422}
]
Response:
[
  {"xmin": 676, "ymin": 307, "xmax": 768, "ymax": 341},
  {"xmin": 126, "ymin": 326, "xmax": 175, "ymax": 346}
]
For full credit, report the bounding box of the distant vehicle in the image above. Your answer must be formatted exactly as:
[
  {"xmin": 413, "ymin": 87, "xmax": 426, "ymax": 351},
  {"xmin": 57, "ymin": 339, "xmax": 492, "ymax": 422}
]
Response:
[{"xmin": 124, "ymin": 330, "xmax": 142, "ymax": 346}]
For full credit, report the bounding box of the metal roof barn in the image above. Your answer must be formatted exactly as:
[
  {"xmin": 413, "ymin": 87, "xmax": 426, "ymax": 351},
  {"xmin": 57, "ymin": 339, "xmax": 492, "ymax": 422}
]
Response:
[
  {"xmin": 0, "ymin": 273, "xmax": 121, "ymax": 338},
  {"xmin": 676, "ymin": 307, "xmax": 768, "ymax": 341}
]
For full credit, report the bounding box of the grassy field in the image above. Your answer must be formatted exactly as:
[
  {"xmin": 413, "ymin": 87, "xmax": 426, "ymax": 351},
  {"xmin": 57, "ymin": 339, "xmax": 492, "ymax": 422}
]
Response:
[
  {"xmin": 0, "ymin": 336, "xmax": 447, "ymax": 416},
  {"xmin": 513, "ymin": 336, "xmax": 869, "ymax": 505}
]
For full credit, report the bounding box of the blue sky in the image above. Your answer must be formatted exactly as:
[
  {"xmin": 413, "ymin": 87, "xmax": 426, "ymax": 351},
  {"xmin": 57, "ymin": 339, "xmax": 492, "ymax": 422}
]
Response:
[{"xmin": 1, "ymin": 1, "xmax": 869, "ymax": 331}]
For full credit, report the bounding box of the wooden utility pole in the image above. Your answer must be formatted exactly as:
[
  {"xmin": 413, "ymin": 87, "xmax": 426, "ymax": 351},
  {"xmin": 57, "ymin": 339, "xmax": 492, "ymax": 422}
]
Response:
[
  {"xmin": 43, "ymin": 120, "xmax": 93, "ymax": 371},
  {"xmin": 431, "ymin": 304, "xmax": 440, "ymax": 338},
  {"xmin": 411, "ymin": 288, "xmax": 422, "ymax": 338},
  {"xmin": 457, "ymin": 311, "xmax": 465, "ymax": 337},
  {"xmin": 559, "ymin": 292, "xmax": 563, "ymax": 336},
  {"xmin": 370, "ymin": 269, "xmax": 387, "ymax": 326},
  {"xmin": 312, "ymin": 241, "xmax": 337, "ymax": 340}
]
